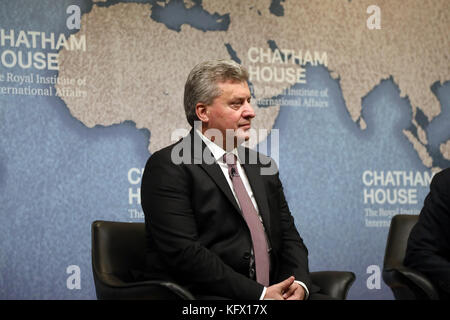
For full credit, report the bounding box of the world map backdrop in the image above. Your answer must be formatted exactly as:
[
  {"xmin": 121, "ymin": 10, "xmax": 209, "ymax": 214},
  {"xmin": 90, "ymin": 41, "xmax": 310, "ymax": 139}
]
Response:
[{"xmin": 0, "ymin": 0, "xmax": 449, "ymax": 299}]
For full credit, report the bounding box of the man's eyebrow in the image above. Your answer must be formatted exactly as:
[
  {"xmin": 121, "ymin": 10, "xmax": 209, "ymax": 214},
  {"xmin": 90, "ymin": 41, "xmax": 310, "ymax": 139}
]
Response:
[
  {"xmin": 230, "ymin": 94, "xmax": 251, "ymax": 100},
  {"xmin": 229, "ymin": 97, "xmax": 249, "ymax": 104}
]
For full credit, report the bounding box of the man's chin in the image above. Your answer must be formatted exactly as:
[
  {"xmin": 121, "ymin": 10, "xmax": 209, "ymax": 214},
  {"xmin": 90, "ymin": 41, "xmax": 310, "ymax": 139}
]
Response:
[{"xmin": 235, "ymin": 130, "xmax": 252, "ymax": 144}]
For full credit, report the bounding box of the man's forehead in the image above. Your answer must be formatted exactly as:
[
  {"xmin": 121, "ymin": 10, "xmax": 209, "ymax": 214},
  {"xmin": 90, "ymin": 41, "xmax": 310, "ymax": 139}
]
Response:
[{"xmin": 216, "ymin": 80, "xmax": 250, "ymax": 97}]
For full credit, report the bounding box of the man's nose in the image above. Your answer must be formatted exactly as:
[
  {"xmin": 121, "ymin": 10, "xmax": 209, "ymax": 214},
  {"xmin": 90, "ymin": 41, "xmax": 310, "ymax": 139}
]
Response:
[{"xmin": 242, "ymin": 101, "xmax": 255, "ymax": 118}]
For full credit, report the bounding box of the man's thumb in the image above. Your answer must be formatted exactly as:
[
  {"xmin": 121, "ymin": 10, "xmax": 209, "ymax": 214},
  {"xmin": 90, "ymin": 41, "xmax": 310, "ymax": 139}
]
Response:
[{"xmin": 280, "ymin": 276, "xmax": 295, "ymax": 289}]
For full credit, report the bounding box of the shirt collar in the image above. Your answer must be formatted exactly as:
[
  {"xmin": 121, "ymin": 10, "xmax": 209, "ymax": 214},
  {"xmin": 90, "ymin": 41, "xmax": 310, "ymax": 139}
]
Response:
[{"xmin": 195, "ymin": 129, "xmax": 240, "ymax": 163}]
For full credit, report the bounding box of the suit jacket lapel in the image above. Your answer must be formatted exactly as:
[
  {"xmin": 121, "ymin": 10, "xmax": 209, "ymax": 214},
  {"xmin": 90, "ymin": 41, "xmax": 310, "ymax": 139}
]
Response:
[
  {"xmin": 200, "ymin": 161, "xmax": 242, "ymax": 215},
  {"xmin": 190, "ymin": 129, "xmax": 242, "ymax": 214},
  {"xmin": 189, "ymin": 129, "xmax": 272, "ymax": 234}
]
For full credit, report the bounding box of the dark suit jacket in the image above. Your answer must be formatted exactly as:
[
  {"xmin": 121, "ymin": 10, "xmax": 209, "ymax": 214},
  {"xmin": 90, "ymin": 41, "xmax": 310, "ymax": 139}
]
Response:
[
  {"xmin": 140, "ymin": 129, "xmax": 318, "ymax": 299},
  {"xmin": 404, "ymin": 167, "xmax": 450, "ymax": 299}
]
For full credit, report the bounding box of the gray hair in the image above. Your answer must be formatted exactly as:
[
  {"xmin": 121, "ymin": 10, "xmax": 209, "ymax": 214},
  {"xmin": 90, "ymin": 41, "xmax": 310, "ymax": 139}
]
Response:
[{"xmin": 184, "ymin": 59, "xmax": 249, "ymax": 127}]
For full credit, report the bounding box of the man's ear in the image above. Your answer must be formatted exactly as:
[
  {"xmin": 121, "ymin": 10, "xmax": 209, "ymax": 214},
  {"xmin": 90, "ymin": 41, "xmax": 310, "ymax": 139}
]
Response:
[{"xmin": 196, "ymin": 103, "xmax": 209, "ymax": 123}]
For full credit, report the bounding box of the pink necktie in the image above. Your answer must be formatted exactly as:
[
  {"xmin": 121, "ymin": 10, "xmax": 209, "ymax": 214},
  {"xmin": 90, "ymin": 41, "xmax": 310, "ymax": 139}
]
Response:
[{"xmin": 223, "ymin": 153, "xmax": 270, "ymax": 286}]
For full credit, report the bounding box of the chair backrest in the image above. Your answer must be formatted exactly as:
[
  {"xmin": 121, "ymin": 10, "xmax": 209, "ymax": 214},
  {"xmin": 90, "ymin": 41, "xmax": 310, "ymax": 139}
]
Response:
[
  {"xmin": 91, "ymin": 220, "xmax": 196, "ymax": 300},
  {"xmin": 92, "ymin": 220, "xmax": 146, "ymax": 282},
  {"xmin": 383, "ymin": 214, "xmax": 418, "ymax": 270}
]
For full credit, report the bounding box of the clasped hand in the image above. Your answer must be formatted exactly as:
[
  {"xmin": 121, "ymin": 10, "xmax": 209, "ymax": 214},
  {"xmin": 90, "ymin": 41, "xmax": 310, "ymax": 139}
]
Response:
[{"xmin": 263, "ymin": 276, "xmax": 305, "ymax": 300}]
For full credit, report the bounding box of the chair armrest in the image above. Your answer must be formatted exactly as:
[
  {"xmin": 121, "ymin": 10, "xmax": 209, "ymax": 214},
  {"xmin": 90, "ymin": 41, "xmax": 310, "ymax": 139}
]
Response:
[
  {"xmin": 310, "ymin": 271, "xmax": 355, "ymax": 300},
  {"xmin": 94, "ymin": 273, "xmax": 195, "ymax": 300},
  {"xmin": 382, "ymin": 266, "xmax": 439, "ymax": 300}
]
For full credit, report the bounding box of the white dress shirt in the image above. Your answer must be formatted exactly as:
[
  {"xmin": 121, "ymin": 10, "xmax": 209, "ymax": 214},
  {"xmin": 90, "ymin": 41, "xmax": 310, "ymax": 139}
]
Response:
[{"xmin": 196, "ymin": 129, "xmax": 309, "ymax": 300}]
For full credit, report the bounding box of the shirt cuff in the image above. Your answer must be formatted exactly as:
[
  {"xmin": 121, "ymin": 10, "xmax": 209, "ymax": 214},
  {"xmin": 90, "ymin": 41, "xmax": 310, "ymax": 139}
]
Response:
[
  {"xmin": 259, "ymin": 287, "xmax": 267, "ymax": 300},
  {"xmin": 295, "ymin": 280, "xmax": 309, "ymax": 300}
]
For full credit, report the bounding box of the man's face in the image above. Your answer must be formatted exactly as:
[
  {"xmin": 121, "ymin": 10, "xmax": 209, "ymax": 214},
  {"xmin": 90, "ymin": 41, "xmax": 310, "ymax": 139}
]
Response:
[{"xmin": 204, "ymin": 80, "xmax": 255, "ymax": 149}]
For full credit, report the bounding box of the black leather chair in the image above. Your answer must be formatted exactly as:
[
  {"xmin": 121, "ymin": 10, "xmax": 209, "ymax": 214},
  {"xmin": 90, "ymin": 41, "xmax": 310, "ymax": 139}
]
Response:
[
  {"xmin": 92, "ymin": 220, "xmax": 355, "ymax": 300},
  {"xmin": 382, "ymin": 214, "xmax": 440, "ymax": 299}
]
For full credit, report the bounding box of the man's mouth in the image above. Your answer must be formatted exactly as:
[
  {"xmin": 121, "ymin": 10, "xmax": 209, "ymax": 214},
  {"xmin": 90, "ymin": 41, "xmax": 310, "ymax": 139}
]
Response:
[{"xmin": 239, "ymin": 123, "xmax": 251, "ymax": 130}]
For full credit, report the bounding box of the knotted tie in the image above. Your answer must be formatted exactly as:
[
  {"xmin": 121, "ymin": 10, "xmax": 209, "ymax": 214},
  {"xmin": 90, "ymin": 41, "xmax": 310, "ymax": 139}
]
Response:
[{"xmin": 223, "ymin": 153, "xmax": 270, "ymax": 286}]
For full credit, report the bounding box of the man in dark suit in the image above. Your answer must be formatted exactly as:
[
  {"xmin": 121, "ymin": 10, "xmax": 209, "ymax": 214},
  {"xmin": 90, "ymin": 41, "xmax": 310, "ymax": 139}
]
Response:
[
  {"xmin": 404, "ymin": 167, "xmax": 450, "ymax": 299},
  {"xmin": 141, "ymin": 59, "xmax": 321, "ymax": 300}
]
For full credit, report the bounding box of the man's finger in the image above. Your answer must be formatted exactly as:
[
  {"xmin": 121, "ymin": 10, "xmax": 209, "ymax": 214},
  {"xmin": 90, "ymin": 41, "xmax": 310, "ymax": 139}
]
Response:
[
  {"xmin": 282, "ymin": 283, "xmax": 296, "ymax": 299},
  {"xmin": 278, "ymin": 276, "xmax": 295, "ymax": 290},
  {"xmin": 286, "ymin": 285, "xmax": 305, "ymax": 300},
  {"xmin": 286, "ymin": 292, "xmax": 301, "ymax": 300}
]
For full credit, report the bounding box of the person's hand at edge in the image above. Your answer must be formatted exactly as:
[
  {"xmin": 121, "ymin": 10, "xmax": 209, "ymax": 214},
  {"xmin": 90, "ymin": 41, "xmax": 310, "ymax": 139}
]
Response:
[{"xmin": 263, "ymin": 276, "xmax": 295, "ymax": 300}]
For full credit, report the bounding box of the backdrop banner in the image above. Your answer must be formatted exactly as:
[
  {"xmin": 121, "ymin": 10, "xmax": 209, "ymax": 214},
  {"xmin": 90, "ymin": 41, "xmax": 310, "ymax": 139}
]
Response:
[{"xmin": 0, "ymin": 0, "xmax": 449, "ymax": 300}]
